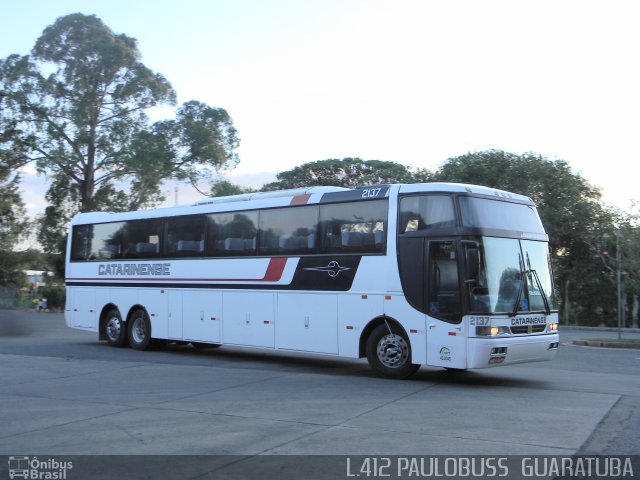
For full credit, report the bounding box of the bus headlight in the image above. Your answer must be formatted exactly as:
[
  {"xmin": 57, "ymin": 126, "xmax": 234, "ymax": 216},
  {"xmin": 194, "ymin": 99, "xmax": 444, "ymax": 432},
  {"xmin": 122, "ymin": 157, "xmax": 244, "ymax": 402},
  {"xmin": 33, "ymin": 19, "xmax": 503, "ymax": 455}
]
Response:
[
  {"xmin": 476, "ymin": 326, "xmax": 508, "ymax": 336},
  {"xmin": 547, "ymin": 323, "xmax": 558, "ymax": 332}
]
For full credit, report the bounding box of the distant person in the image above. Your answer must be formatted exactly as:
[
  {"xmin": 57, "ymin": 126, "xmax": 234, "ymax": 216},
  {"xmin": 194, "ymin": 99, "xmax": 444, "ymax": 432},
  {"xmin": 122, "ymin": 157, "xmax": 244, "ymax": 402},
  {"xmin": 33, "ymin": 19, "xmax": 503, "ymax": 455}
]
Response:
[{"xmin": 37, "ymin": 298, "xmax": 48, "ymax": 312}]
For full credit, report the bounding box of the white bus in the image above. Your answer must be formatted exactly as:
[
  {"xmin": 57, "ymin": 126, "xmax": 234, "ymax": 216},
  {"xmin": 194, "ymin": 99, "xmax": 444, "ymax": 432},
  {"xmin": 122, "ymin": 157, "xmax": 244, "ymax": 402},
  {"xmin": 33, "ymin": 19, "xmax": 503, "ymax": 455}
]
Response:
[{"xmin": 65, "ymin": 183, "xmax": 559, "ymax": 378}]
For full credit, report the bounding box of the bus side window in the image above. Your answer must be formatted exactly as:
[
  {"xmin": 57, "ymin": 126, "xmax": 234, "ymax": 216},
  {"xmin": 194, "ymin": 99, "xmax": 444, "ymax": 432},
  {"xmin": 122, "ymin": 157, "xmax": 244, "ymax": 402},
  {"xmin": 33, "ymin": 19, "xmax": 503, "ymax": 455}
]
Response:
[
  {"xmin": 124, "ymin": 219, "xmax": 162, "ymax": 259},
  {"xmin": 89, "ymin": 222, "xmax": 126, "ymax": 260},
  {"xmin": 399, "ymin": 195, "xmax": 456, "ymax": 234},
  {"xmin": 319, "ymin": 200, "xmax": 387, "ymax": 254},
  {"xmin": 427, "ymin": 241, "xmax": 462, "ymax": 323},
  {"xmin": 207, "ymin": 211, "xmax": 258, "ymax": 257},
  {"xmin": 166, "ymin": 216, "xmax": 205, "ymax": 257},
  {"xmin": 258, "ymin": 206, "xmax": 318, "ymax": 256},
  {"xmin": 71, "ymin": 225, "xmax": 92, "ymax": 261}
]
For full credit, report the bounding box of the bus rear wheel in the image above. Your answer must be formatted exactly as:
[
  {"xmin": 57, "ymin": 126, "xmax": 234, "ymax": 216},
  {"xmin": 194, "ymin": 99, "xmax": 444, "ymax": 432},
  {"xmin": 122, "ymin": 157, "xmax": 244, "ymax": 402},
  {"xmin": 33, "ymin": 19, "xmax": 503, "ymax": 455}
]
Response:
[
  {"xmin": 128, "ymin": 309, "xmax": 153, "ymax": 351},
  {"xmin": 366, "ymin": 323, "xmax": 419, "ymax": 379},
  {"xmin": 104, "ymin": 309, "xmax": 127, "ymax": 348}
]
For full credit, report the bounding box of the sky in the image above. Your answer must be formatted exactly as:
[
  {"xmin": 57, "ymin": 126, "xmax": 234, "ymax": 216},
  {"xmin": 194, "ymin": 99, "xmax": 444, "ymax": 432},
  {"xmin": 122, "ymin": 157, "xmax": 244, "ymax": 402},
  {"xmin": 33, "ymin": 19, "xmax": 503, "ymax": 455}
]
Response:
[{"xmin": 2, "ymin": 0, "xmax": 640, "ymax": 234}]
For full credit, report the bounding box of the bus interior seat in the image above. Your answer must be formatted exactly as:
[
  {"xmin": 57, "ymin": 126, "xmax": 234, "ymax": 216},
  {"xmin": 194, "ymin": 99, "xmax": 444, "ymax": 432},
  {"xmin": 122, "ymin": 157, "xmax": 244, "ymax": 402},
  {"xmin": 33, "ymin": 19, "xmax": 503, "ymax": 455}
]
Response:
[
  {"xmin": 176, "ymin": 240, "xmax": 204, "ymax": 253},
  {"xmin": 136, "ymin": 242, "xmax": 159, "ymax": 254}
]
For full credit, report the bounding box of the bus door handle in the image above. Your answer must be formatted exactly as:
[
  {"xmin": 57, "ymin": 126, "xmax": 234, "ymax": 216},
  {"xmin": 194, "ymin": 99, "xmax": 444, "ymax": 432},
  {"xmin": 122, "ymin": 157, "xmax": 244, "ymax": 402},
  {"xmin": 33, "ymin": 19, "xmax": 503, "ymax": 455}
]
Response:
[{"xmin": 428, "ymin": 324, "xmax": 436, "ymax": 330}]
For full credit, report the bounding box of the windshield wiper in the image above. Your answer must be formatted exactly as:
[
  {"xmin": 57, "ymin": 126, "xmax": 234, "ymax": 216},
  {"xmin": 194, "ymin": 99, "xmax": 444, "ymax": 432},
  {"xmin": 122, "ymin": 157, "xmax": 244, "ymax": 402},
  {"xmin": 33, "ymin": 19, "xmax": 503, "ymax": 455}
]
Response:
[
  {"xmin": 526, "ymin": 253, "xmax": 551, "ymax": 316},
  {"xmin": 511, "ymin": 253, "xmax": 526, "ymax": 317}
]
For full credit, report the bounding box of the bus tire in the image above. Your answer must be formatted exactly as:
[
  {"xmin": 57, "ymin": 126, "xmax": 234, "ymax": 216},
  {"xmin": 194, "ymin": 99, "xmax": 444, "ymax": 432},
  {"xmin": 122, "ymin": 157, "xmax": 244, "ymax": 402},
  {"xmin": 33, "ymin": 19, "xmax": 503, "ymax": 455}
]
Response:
[
  {"xmin": 128, "ymin": 309, "xmax": 153, "ymax": 351},
  {"xmin": 366, "ymin": 323, "xmax": 419, "ymax": 379},
  {"xmin": 104, "ymin": 309, "xmax": 128, "ymax": 348}
]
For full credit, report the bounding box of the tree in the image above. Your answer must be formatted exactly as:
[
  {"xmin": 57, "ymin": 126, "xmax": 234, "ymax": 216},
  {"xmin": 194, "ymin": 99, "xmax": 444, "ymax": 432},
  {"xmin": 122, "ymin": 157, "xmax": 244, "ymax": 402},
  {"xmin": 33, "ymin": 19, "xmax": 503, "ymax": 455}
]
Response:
[
  {"xmin": 433, "ymin": 150, "xmax": 618, "ymax": 325},
  {"xmin": 1, "ymin": 14, "xmax": 241, "ymax": 212},
  {"xmin": 263, "ymin": 158, "xmax": 417, "ymax": 190},
  {"xmin": 608, "ymin": 219, "xmax": 640, "ymax": 329},
  {"xmin": 0, "ymin": 172, "xmax": 30, "ymax": 286},
  {"xmin": 0, "ymin": 14, "xmax": 239, "ymax": 261},
  {"xmin": 210, "ymin": 179, "xmax": 255, "ymax": 197}
]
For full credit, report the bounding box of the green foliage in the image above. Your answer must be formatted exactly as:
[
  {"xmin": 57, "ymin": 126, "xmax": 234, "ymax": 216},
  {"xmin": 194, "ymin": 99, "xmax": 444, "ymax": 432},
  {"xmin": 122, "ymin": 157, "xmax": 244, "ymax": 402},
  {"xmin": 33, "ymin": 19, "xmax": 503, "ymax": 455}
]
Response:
[
  {"xmin": 0, "ymin": 172, "xmax": 29, "ymax": 251},
  {"xmin": 210, "ymin": 180, "xmax": 255, "ymax": 197},
  {"xmin": 37, "ymin": 285, "xmax": 66, "ymax": 310},
  {"xmin": 1, "ymin": 13, "xmax": 240, "ymax": 260},
  {"xmin": 0, "ymin": 172, "xmax": 30, "ymax": 287},
  {"xmin": 263, "ymin": 158, "xmax": 417, "ymax": 190}
]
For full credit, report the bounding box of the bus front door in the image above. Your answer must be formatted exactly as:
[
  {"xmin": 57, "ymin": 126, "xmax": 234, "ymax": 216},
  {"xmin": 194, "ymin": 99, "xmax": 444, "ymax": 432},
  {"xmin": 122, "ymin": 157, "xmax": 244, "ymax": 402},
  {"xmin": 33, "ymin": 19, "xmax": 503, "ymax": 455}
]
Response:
[{"xmin": 425, "ymin": 240, "xmax": 467, "ymax": 369}]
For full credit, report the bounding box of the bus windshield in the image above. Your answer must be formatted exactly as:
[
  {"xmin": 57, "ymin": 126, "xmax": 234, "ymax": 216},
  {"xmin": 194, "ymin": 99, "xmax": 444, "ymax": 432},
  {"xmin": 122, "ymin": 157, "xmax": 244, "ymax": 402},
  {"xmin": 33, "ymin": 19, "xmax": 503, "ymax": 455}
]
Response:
[
  {"xmin": 459, "ymin": 197, "xmax": 545, "ymax": 234},
  {"xmin": 469, "ymin": 237, "xmax": 557, "ymax": 314}
]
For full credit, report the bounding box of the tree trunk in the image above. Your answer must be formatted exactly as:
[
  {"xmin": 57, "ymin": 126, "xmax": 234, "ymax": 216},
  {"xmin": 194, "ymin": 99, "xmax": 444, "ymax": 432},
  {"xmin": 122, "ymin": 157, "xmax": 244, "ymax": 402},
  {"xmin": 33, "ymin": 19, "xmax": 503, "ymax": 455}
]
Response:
[
  {"xmin": 633, "ymin": 294, "xmax": 639, "ymax": 329},
  {"xmin": 81, "ymin": 112, "xmax": 98, "ymax": 212}
]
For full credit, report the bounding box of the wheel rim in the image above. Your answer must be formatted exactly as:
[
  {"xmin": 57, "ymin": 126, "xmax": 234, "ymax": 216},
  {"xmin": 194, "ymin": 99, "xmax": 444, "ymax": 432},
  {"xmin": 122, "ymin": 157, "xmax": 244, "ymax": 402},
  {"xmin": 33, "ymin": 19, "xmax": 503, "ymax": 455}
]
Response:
[
  {"xmin": 131, "ymin": 316, "xmax": 146, "ymax": 344},
  {"xmin": 376, "ymin": 333, "xmax": 409, "ymax": 368},
  {"xmin": 106, "ymin": 316, "xmax": 121, "ymax": 342}
]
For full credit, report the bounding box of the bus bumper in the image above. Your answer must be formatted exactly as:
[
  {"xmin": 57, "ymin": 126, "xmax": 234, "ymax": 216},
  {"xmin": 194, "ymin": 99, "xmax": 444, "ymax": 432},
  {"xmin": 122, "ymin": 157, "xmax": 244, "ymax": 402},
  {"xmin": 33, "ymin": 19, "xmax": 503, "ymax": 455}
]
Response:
[{"xmin": 467, "ymin": 333, "xmax": 559, "ymax": 369}]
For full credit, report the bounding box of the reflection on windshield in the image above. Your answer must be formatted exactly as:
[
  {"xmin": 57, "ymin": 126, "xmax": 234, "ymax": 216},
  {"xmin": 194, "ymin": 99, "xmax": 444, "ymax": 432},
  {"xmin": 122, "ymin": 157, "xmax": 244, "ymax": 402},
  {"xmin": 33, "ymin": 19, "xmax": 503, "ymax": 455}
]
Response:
[{"xmin": 469, "ymin": 237, "xmax": 556, "ymax": 314}]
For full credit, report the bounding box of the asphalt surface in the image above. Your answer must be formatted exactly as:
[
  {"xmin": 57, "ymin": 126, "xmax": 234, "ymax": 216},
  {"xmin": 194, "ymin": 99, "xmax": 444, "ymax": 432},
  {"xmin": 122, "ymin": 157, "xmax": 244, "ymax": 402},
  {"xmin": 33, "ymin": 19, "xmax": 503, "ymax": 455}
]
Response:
[{"xmin": 0, "ymin": 309, "xmax": 639, "ymax": 479}]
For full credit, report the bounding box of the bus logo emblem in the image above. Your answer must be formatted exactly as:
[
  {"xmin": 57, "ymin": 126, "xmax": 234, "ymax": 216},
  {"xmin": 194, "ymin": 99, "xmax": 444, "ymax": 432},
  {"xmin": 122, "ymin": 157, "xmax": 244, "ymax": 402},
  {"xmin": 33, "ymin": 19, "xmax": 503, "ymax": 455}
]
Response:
[{"xmin": 304, "ymin": 260, "xmax": 351, "ymax": 278}]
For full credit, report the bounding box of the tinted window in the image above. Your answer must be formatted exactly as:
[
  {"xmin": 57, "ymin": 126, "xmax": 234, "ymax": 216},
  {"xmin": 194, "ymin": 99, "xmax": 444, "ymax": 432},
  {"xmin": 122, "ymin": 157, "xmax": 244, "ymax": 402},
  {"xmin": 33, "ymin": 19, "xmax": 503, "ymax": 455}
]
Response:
[
  {"xmin": 319, "ymin": 200, "xmax": 387, "ymax": 253},
  {"xmin": 167, "ymin": 216, "xmax": 205, "ymax": 257},
  {"xmin": 427, "ymin": 241, "xmax": 462, "ymax": 323},
  {"xmin": 399, "ymin": 195, "xmax": 456, "ymax": 234},
  {"xmin": 71, "ymin": 225, "xmax": 91, "ymax": 261},
  {"xmin": 207, "ymin": 211, "xmax": 258, "ymax": 256},
  {"xmin": 71, "ymin": 222, "xmax": 127, "ymax": 261},
  {"xmin": 124, "ymin": 219, "xmax": 162, "ymax": 259},
  {"xmin": 459, "ymin": 197, "xmax": 544, "ymax": 233},
  {"xmin": 258, "ymin": 206, "xmax": 318, "ymax": 255}
]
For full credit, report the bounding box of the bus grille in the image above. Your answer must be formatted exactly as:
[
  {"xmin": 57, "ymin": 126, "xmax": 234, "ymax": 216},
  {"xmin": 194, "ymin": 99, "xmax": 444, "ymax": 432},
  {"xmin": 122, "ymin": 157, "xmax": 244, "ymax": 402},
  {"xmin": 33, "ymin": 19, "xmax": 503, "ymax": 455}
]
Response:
[{"xmin": 510, "ymin": 325, "xmax": 547, "ymax": 335}]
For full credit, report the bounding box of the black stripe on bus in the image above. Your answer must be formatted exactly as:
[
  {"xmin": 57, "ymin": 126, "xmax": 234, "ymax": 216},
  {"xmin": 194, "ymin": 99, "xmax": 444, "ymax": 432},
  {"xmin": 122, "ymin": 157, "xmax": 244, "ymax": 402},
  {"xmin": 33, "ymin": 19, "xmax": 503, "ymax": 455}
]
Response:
[{"xmin": 66, "ymin": 256, "xmax": 363, "ymax": 292}]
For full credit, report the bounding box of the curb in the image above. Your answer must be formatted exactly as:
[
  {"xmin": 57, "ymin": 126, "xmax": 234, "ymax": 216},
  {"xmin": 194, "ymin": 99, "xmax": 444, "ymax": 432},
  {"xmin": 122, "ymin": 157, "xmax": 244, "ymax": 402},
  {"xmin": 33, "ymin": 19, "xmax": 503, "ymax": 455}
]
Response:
[{"xmin": 573, "ymin": 340, "xmax": 640, "ymax": 349}]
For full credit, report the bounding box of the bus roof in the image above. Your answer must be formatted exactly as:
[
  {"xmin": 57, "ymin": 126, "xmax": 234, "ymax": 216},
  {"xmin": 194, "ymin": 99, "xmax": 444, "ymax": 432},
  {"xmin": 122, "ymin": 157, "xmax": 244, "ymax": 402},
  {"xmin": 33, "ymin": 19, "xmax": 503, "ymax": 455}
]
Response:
[
  {"xmin": 398, "ymin": 182, "xmax": 532, "ymax": 202},
  {"xmin": 192, "ymin": 186, "xmax": 349, "ymax": 206},
  {"xmin": 69, "ymin": 182, "xmax": 533, "ymax": 225}
]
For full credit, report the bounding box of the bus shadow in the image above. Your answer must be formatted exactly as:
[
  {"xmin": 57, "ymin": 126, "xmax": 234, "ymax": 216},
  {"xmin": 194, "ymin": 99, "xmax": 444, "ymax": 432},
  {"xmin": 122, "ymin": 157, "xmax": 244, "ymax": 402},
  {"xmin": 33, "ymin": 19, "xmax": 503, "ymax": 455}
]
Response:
[
  {"xmin": 158, "ymin": 342, "xmax": 545, "ymax": 388},
  {"xmin": 154, "ymin": 342, "xmax": 374, "ymax": 377},
  {"xmin": 411, "ymin": 367, "xmax": 546, "ymax": 389}
]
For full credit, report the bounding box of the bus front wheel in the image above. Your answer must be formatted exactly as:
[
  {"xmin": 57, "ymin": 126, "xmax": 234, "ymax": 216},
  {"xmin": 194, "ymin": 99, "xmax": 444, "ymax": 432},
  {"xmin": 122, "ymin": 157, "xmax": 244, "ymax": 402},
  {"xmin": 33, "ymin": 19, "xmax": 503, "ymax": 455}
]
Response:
[
  {"xmin": 104, "ymin": 309, "xmax": 128, "ymax": 348},
  {"xmin": 366, "ymin": 323, "xmax": 419, "ymax": 379},
  {"xmin": 128, "ymin": 309, "xmax": 153, "ymax": 351}
]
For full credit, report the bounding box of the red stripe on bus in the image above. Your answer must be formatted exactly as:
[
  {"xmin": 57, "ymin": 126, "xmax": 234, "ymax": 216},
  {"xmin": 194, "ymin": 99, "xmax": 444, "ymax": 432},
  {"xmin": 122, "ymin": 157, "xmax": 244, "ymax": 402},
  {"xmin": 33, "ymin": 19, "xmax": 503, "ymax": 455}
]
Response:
[
  {"xmin": 290, "ymin": 194, "xmax": 311, "ymax": 205},
  {"xmin": 261, "ymin": 257, "xmax": 287, "ymax": 281}
]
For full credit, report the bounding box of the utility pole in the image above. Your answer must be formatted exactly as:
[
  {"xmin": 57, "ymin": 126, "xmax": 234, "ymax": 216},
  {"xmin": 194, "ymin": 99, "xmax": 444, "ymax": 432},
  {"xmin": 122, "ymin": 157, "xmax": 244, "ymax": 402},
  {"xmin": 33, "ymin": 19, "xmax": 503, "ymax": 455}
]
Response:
[{"xmin": 616, "ymin": 230, "xmax": 622, "ymax": 339}]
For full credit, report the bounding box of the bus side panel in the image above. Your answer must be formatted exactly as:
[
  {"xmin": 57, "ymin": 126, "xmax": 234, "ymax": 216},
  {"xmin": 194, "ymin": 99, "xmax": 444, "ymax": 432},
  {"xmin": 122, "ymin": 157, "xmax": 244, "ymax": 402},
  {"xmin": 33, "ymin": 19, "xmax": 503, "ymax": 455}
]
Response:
[
  {"xmin": 167, "ymin": 290, "xmax": 183, "ymax": 339},
  {"xmin": 383, "ymin": 297, "xmax": 427, "ymax": 365},
  {"xmin": 139, "ymin": 289, "xmax": 168, "ymax": 340},
  {"xmin": 64, "ymin": 287, "xmax": 74, "ymax": 328},
  {"xmin": 67, "ymin": 287, "xmax": 96, "ymax": 330},
  {"xmin": 276, "ymin": 293, "xmax": 338, "ymax": 354},
  {"xmin": 95, "ymin": 288, "xmax": 110, "ymax": 327},
  {"xmin": 183, "ymin": 290, "xmax": 222, "ymax": 343},
  {"xmin": 115, "ymin": 288, "xmax": 139, "ymax": 326},
  {"xmin": 223, "ymin": 291, "xmax": 275, "ymax": 348},
  {"xmin": 338, "ymin": 294, "xmax": 384, "ymax": 358}
]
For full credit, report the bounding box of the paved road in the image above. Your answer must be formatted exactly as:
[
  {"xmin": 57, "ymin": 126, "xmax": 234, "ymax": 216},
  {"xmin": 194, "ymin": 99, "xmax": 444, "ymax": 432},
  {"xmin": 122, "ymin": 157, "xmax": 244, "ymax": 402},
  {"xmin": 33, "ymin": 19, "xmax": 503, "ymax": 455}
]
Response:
[{"xmin": 0, "ymin": 309, "xmax": 638, "ymax": 478}]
